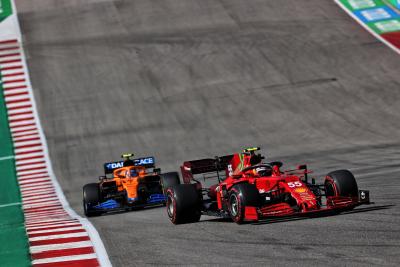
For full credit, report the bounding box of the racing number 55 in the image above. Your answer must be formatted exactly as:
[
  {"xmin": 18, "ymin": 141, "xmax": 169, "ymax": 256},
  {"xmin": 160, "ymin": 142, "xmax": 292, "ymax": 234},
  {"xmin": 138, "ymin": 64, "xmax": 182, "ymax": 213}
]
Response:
[{"xmin": 287, "ymin": 181, "xmax": 302, "ymax": 188}]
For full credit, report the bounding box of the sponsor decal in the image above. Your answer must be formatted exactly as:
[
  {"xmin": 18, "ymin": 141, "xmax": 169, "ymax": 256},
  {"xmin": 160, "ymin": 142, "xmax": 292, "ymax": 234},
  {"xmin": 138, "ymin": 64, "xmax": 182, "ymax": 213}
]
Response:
[
  {"xmin": 0, "ymin": 0, "xmax": 12, "ymax": 22},
  {"xmin": 136, "ymin": 156, "xmax": 154, "ymax": 165},
  {"xmin": 106, "ymin": 161, "xmax": 124, "ymax": 170},
  {"xmin": 299, "ymin": 192, "xmax": 315, "ymax": 201},
  {"xmin": 337, "ymin": 0, "xmax": 400, "ymax": 52},
  {"xmin": 105, "ymin": 156, "xmax": 155, "ymax": 171},
  {"xmin": 349, "ymin": 0, "xmax": 377, "ymax": 9},
  {"xmin": 355, "ymin": 7, "xmax": 399, "ymax": 22},
  {"xmin": 294, "ymin": 187, "xmax": 307, "ymax": 193},
  {"xmin": 227, "ymin": 164, "xmax": 233, "ymax": 176},
  {"xmin": 374, "ymin": 19, "xmax": 400, "ymax": 32}
]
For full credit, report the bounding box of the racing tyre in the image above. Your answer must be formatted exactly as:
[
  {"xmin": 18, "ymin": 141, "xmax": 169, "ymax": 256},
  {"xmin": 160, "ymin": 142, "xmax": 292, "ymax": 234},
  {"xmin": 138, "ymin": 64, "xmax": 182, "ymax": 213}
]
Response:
[
  {"xmin": 160, "ymin": 172, "xmax": 181, "ymax": 194},
  {"xmin": 83, "ymin": 183, "xmax": 102, "ymax": 217},
  {"xmin": 228, "ymin": 183, "xmax": 260, "ymax": 224},
  {"xmin": 325, "ymin": 170, "xmax": 358, "ymax": 197},
  {"xmin": 166, "ymin": 184, "xmax": 201, "ymax": 224},
  {"xmin": 325, "ymin": 170, "xmax": 358, "ymax": 211}
]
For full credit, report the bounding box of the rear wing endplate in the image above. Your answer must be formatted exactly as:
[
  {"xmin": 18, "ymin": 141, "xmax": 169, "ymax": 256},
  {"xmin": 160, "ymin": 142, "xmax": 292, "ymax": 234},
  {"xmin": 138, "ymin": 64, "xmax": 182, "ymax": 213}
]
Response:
[{"xmin": 181, "ymin": 155, "xmax": 234, "ymax": 183}]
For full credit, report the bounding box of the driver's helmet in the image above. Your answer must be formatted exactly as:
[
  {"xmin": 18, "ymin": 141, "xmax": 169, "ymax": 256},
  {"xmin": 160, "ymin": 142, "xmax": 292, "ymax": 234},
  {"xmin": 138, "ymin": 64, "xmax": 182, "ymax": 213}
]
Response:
[
  {"xmin": 129, "ymin": 168, "xmax": 138, "ymax": 177},
  {"xmin": 250, "ymin": 154, "xmax": 262, "ymax": 165},
  {"xmin": 123, "ymin": 159, "xmax": 135, "ymax": 167},
  {"xmin": 253, "ymin": 166, "xmax": 271, "ymax": 177}
]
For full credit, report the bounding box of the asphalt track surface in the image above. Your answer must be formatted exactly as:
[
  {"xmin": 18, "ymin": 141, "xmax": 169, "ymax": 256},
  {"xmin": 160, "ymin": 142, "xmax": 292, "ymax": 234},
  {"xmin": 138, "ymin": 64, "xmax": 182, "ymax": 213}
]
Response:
[{"xmin": 16, "ymin": 0, "xmax": 400, "ymax": 266}]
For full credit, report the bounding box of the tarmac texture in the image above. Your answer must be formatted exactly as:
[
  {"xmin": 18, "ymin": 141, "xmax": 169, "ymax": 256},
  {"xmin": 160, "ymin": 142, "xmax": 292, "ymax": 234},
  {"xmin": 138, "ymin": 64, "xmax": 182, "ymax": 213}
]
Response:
[{"xmin": 16, "ymin": 0, "xmax": 400, "ymax": 266}]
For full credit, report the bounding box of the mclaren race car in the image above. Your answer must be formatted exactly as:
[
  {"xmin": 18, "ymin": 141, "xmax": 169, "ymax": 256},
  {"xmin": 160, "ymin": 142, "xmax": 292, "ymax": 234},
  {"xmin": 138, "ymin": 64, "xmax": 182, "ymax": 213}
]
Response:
[
  {"xmin": 83, "ymin": 154, "xmax": 180, "ymax": 216},
  {"xmin": 166, "ymin": 147, "xmax": 370, "ymax": 224}
]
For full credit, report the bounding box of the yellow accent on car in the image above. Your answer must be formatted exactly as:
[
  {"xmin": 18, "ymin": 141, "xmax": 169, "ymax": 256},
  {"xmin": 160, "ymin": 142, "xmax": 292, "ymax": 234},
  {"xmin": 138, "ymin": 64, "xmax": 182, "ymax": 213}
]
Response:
[
  {"xmin": 243, "ymin": 147, "xmax": 260, "ymax": 153},
  {"xmin": 294, "ymin": 188, "xmax": 307, "ymax": 193},
  {"xmin": 121, "ymin": 153, "xmax": 134, "ymax": 159}
]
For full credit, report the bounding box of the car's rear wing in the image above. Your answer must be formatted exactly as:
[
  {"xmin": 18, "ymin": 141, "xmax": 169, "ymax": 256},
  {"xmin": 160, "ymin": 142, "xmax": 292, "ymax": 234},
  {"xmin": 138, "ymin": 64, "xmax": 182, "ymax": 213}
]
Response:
[
  {"xmin": 180, "ymin": 155, "xmax": 234, "ymax": 184},
  {"xmin": 103, "ymin": 156, "xmax": 156, "ymax": 174}
]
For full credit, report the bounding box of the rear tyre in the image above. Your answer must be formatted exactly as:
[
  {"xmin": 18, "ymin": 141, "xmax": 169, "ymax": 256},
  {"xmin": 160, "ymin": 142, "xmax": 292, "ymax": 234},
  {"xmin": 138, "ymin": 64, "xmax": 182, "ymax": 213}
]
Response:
[
  {"xmin": 83, "ymin": 183, "xmax": 102, "ymax": 217},
  {"xmin": 228, "ymin": 183, "xmax": 260, "ymax": 224},
  {"xmin": 325, "ymin": 170, "xmax": 358, "ymax": 211},
  {"xmin": 160, "ymin": 172, "xmax": 181, "ymax": 194},
  {"xmin": 166, "ymin": 184, "xmax": 201, "ymax": 224}
]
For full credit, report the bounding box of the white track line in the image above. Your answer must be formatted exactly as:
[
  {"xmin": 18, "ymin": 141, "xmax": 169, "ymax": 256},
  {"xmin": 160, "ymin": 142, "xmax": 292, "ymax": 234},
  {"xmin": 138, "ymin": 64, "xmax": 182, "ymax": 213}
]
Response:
[
  {"xmin": 29, "ymin": 241, "xmax": 94, "ymax": 254},
  {"xmin": 28, "ymin": 226, "xmax": 85, "ymax": 235},
  {"xmin": 32, "ymin": 253, "xmax": 97, "ymax": 265},
  {"xmin": 0, "ymin": 202, "xmax": 21, "ymax": 208},
  {"xmin": 0, "ymin": 155, "xmax": 14, "ymax": 161},
  {"xmin": 26, "ymin": 224, "xmax": 82, "ymax": 232},
  {"xmin": 26, "ymin": 219, "xmax": 79, "ymax": 228}
]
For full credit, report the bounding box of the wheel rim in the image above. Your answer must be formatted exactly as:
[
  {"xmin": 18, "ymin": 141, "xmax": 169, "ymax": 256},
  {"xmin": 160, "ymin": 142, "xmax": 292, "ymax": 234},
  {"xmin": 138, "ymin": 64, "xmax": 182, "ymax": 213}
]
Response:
[
  {"xmin": 230, "ymin": 194, "xmax": 239, "ymax": 216},
  {"xmin": 167, "ymin": 195, "xmax": 174, "ymax": 218}
]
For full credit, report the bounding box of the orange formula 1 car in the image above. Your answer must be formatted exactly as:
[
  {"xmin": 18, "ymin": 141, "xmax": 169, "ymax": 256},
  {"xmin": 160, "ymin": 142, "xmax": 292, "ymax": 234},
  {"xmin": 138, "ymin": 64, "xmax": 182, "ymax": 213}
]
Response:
[{"xmin": 83, "ymin": 154, "xmax": 180, "ymax": 216}]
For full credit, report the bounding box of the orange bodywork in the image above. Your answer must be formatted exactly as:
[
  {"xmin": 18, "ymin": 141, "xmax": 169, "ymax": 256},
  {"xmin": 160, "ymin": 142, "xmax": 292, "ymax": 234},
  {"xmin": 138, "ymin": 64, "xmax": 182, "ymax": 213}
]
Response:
[{"xmin": 112, "ymin": 166, "xmax": 148, "ymax": 200}]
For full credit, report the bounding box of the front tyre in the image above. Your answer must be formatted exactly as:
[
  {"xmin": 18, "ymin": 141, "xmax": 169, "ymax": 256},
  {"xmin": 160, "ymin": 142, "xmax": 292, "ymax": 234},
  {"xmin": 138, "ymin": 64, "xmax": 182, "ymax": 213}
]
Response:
[
  {"xmin": 325, "ymin": 170, "xmax": 358, "ymax": 198},
  {"xmin": 228, "ymin": 183, "xmax": 260, "ymax": 224},
  {"xmin": 325, "ymin": 169, "xmax": 359, "ymax": 211},
  {"xmin": 166, "ymin": 184, "xmax": 201, "ymax": 224},
  {"xmin": 83, "ymin": 183, "xmax": 102, "ymax": 217}
]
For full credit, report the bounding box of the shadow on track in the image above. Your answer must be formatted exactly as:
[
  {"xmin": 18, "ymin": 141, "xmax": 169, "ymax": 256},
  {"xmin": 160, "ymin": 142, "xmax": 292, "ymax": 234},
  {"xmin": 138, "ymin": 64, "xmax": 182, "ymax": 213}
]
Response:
[
  {"xmin": 200, "ymin": 204, "xmax": 394, "ymax": 225},
  {"xmin": 252, "ymin": 204, "xmax": 394, "ymax": 225}
]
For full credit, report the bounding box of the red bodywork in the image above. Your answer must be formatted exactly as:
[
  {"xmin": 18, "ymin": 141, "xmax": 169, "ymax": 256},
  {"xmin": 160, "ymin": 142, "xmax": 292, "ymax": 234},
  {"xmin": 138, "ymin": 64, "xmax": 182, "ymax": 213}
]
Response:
[{"xmin": 181, "ymin": 150, "xmax": 368, "ymax": 222}]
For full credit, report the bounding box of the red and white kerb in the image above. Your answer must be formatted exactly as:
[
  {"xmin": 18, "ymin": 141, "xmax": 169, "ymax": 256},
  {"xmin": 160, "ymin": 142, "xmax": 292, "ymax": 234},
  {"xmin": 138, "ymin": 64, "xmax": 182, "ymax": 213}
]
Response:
[{"xmin": 0, "ymin": 39, "xmax": 110, "ymax": 267}]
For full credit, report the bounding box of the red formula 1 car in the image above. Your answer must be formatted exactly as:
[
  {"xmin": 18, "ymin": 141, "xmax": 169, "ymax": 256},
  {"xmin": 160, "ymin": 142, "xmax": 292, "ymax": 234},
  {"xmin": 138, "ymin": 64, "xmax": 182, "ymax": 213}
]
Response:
[{"xmin": 166, "ymin": 147, "xmax": 370, "ymax": 224}]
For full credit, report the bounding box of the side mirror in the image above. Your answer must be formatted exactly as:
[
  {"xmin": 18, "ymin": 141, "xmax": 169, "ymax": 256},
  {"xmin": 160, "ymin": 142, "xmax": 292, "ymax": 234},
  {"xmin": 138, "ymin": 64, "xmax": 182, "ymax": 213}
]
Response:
[
  {"xmin": 297, "ymin": 164, "xmax": 307, "ymax": 170},
  {"xmin": 98, "ymin": 175, "xmax": 106, "ymax": 181},
  {"xmin": 297, "ymin": 165, "xmax": 308, "ymax": 183}
]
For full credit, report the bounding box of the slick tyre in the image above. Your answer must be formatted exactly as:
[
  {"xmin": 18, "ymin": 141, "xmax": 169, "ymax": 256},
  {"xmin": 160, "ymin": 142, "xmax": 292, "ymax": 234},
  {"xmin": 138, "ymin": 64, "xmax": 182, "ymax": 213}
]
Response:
[
  {"xmin": 166, "ymin": 184, "xmax": 201, "ymax": 224},
  {"xmin": 325, "ymin": 170, "xmax": 358, "ymax": 197},
  {"xmin": 160, "ymin": 172, "xmax": 181, "ymax": 195},
  {"xmin": 83, "ymin": 183, "xmax": 102, "ymax": 217},
  {"xmin": 325, "ymin": 170, "xmax": 358, "ymax": 211},
  {"xmin": 228, "ymin": 183, "xmax": 260, "ymax": 224}
]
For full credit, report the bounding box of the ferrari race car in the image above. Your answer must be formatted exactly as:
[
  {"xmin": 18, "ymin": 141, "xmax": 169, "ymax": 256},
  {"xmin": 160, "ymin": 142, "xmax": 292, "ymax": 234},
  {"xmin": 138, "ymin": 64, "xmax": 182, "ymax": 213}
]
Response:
[
  {"xmin": 166, "ymin": 147, "xmax": 370, "ymax": 224},
  {"xmin": 83, "ymin": 154, "xmax": 180, "ymax": 216}
]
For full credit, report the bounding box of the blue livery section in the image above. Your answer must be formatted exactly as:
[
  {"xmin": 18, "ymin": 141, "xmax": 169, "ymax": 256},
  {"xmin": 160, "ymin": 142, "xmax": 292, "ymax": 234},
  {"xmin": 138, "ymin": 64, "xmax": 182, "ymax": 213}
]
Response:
[
  {"xmin": 92, "ymin": 194, "xmax": 166, "ymax": 211},
  {"xmin": 354, "ymin": 6, "xmax": 400, "ymax": 23},
  {"xmin": 94, "ymin": 199, "xmax": 120, "ymax": 210},
  {"xmin": 147, "ymin": 194, "xmax": 167, "ymax": 204},
  {"xmin": 103, "ymin": 156, "xmax": 155, "ymax": 174}
]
